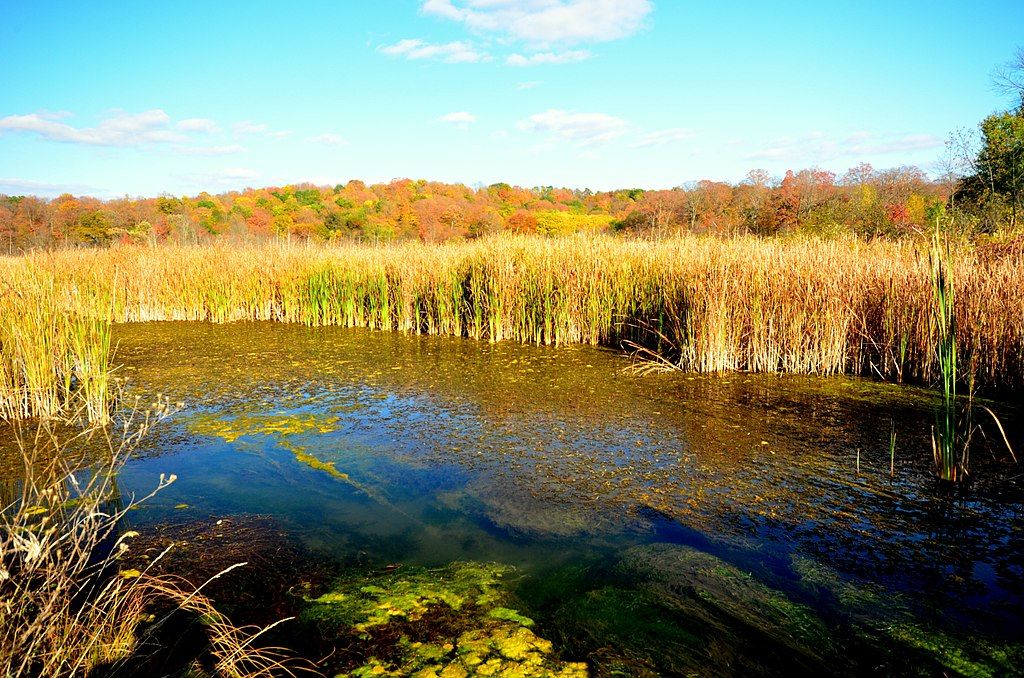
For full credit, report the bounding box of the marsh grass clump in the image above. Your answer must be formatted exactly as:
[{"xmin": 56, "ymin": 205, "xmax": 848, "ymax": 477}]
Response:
[{"xmin": 0, "ymin": 404, "xmax": 303, "ymax": 676}]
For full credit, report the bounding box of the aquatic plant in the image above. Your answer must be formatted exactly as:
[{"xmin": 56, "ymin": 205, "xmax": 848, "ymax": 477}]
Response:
[
  {"xmin": 929, "ymin": 229, "xmax": 964, "ymax": 482},
  {"xmin": 790, "ymin": 554, "xmax": 1024, "ymax": 676},
  {"xmin": 0, "ymin": 404, "xmax": 303, "ymax": 676},
  {"xmin": 301, "ymin": 561, "xmax": 588, "ymax": 676}
]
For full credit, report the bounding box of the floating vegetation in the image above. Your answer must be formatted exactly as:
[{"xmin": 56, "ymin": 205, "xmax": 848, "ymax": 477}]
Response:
[
  {"xmin": 300, "ymin": 562, "xmax": 588, "ymax": 677},
  {"xmin": 280, "ymin": 440, "xmax": 350, "ymax": 480},
  {"xmin": 185, "ymin": 411, "xmax": 340, "ymax": 442}
]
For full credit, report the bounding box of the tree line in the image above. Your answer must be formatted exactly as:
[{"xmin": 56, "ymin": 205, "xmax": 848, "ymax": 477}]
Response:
[
  {"xmin": 0, "ymin": 164, "xmax": 966, "ymax": 250},
  {"xmin": 2, "ymin": 49, "xmax": 1021, "ymax": 251}
]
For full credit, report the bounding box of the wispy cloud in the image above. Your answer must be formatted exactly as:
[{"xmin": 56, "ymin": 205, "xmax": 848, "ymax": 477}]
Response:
[
  {"xmin": 0, "ymin": 109, "xmax": 185, "ymax": 146},
  {"xmin": 518, "ymin": 109, "xmax": 628, "ymax": 146},
  {"xmin": 746, "ymin": 131, "xmax": 944, "ymax": 162},
  {"xmin": 516, "ymin": 81, "xmax": 542, "ymax": 90},
  {"xmin": 438, "ymin": 111, "xmax": 477, "ymax": 128},
  {"xmin": 421, "ymin": 0, "xmax": 652, "ymax": 47},
  {"xmin": 309, "ymin": 133, "xmax": 350, "ymax": 146},
  {"xmin": 379, "ymin": 39, "xmax": 490, "ymax": 63},
  {"xmin": 507, "ymin": 50, "xmax": 591, "ymax": 66},
  {"xmin": 631, "ymin": 127, "xmax": 695, "ymax": 148},
  {"xmin": 233, "ymin": 120, "xmax": 291, "ymax": 139},
  {"xmin": 175, "ymin": 118, "xmax": 220, "ymax": 133},
  {"xmin": 176, "ymin": 144, "xmax": 246, "ymax": 156}
]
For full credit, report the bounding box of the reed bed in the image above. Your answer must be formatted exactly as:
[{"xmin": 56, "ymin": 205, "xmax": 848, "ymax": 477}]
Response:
[
  {"xmin": 0, "ymin": 269, "xmax": 113, "ymax": 424},
  {"xmin": 2, "ymin": 234, "xmax": 1024, "ymax": 421}
]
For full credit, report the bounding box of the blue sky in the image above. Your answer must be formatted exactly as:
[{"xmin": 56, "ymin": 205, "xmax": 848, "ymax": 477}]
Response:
[{"xmin": 1, "ymin": 0, "xmax": 1022, "ymax": 197}]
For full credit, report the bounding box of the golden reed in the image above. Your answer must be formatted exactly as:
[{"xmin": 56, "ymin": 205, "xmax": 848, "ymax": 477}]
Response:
[{"xmin": 3, "ymin": 234, "xmax": 1022, "ymax": 421}]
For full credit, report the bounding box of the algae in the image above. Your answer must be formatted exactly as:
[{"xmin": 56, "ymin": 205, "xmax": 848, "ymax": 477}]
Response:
[
  {"xmin": 184, "ymin": 411, "xmax": 396, "ymax": 505},
  {"xmin": 887, "ymin": 623, "xmax": 1024, "ymax": 678},
  {"xmin": 186, "ymin": 412, "xmax": 340, "ymax": 442},
  {"xmin": 616, "ymin": 543, "xmax": 833, "ymax": 660},
  {"xmin": 300, "ymin": 562, "xmax": 587, "ymax": 677},
  {"xmin": 790, "ymin": 554, "xmax": 1024, "ymax": 675},
  {"xmin": 536, "ymin": 544, "xmax": 844, "ymax": 676}
]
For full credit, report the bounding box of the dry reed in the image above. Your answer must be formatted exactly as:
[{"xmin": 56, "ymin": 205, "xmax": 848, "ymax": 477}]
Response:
[{"xmin": 2, "ymin": 234, "xmax": 1023, "ymax": 422}]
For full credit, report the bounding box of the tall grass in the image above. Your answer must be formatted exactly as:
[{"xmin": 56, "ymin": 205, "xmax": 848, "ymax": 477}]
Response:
[
  {"xmin": 2, "ymin": 234, "xmax": 1024, "ymax": 422},
  {"xmin": 0, "ymin": 401, "xmax": 301, "ymax": 676}
]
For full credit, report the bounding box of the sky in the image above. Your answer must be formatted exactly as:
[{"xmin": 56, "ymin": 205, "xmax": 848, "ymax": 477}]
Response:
[{"xmin": 1, "ymin": 0, "xmax": 1022, "ymax": 198}]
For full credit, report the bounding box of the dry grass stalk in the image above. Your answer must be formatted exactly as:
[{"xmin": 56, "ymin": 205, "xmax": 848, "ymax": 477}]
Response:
[{"xmin": 0, "ymin": 399, "xmax": 306, "ymax": 676}]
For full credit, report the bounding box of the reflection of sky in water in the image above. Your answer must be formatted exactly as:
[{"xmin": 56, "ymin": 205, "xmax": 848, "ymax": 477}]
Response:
[{"xmin": 110, "ymin": 321, "xmax": 1024, "ymax": 641}]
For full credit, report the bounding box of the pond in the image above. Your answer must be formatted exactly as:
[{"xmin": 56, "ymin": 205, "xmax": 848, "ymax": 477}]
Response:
[{"xmin": 103, "ymin": 322, "xmax": 1024, "ymax": 675}]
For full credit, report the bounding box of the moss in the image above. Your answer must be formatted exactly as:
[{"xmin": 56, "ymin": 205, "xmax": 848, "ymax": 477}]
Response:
[{"xmin": 300, "ymin": 562, "xmax": 587, "ymax": 677}]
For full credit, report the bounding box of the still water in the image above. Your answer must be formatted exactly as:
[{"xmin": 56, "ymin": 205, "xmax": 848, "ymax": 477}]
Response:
[{"xmin": 108, "ymin": 322, "xmax": 1022, "ymax": 676}]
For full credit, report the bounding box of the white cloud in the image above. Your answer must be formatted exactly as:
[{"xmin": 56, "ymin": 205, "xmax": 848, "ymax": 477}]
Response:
[
  {"xmin": 379, "ymin": 39, "xmax": 490, "ymax": 63},
  {"xmin": 421, "ymin": 0, "xmax": 652, "ymax": 47},
  {"xmin": 0, "ymin": 109, "xmax": 186, "ymax": 146},
  {"xmin": 632, "ymin": 127, "xmax": 695, "ymax": 148},
  {"xmin": 507, "ymin": 50, "xmax": 591, "ymax": 66},
  {"xmin": 309, "ymin": 133, "xmax": 350, "ymax": 146},
  {"xmin": 177, "ymin": 144, "xmax": 246, "ymax": 156},
  {"xmin": 234, "ymin": 121, "xmax": 269, "ymax": 135},
  {"xmin": 746, "ymin": 131, "xmax": 944, "ymax": 162},
  {"xmin": 233, "ymin": 120, "xmax": 291, "ymax": 139},
  {"xmin": 438, "ymin": 111, "xmax": 477, "ymax": 127},
  {"xmin": 516, "ymin": 80, "xmax": 542, "ymax": 89},
  {"xmin": 517, "ymin": 108, "xmax": 628, "ymax": 146},
  {"xmin": 176, "ymin": 117, "xmax": 220, "ymax": 133}
]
